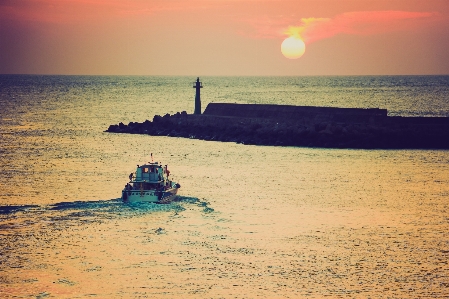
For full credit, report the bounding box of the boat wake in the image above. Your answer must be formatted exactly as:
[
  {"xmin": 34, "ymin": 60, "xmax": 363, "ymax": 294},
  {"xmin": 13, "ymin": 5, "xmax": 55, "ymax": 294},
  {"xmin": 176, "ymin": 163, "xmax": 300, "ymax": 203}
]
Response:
[{"xmin": 0, "ymin": 196, "xmax": 213, "ymax": 231}]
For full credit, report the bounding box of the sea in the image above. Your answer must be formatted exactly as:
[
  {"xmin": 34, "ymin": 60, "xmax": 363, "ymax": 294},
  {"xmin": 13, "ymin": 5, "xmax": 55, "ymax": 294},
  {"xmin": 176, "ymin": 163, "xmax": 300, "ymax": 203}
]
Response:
[{"xmin": 1, "ymin": 75, "xmax": 449, "ymax": 298}]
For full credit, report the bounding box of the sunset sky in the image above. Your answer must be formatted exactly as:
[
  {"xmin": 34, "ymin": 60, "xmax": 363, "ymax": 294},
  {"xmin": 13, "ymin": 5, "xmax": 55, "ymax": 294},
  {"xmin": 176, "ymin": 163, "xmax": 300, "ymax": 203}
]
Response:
[{"xmin": 1, "ymin": 0, "xmax": 448, "ymax": 76}]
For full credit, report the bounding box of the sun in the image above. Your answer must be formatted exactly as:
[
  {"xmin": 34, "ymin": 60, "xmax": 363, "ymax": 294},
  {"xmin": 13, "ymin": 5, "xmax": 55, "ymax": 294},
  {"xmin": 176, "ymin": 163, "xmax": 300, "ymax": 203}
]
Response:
[{"xmin": 281, "ymin": 36, "xmax": 306, "ymax": 59}]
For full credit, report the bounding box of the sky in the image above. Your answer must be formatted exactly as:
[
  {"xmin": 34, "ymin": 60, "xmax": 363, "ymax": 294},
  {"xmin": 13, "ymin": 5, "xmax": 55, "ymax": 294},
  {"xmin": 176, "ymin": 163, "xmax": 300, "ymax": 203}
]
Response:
[{"xmin": 1, "ymin": 0, "xmax": 449, "ymax": 76}]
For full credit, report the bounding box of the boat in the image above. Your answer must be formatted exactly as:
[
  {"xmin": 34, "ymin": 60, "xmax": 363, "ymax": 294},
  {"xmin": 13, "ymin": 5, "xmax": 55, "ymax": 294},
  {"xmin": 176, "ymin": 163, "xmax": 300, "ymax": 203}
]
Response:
[{"xmin": 121, "ymin": 161, "xmax": 180, "ymax": 204}]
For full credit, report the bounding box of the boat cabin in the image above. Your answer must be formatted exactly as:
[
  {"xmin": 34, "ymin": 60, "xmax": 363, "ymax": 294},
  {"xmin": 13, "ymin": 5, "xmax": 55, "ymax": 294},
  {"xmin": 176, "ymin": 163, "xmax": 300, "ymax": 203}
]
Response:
[{"xmin": 135, "ymin": 163, "xmax": 164, "ymax": 183}]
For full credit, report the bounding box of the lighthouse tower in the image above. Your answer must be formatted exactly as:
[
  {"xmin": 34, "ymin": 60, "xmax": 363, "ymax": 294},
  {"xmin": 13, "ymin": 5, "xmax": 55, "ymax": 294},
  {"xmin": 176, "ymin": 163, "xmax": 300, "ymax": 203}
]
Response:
[{"xmin": 193, "ymin": 77, "xmax": 203, "ymax": 115}]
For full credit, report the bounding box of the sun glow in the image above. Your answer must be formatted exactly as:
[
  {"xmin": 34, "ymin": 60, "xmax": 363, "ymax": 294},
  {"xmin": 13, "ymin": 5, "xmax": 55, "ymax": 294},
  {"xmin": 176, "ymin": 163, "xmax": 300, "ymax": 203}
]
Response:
[{"xmin": 281, "ymin": 36, "xmax": 305, "ymax": 59}]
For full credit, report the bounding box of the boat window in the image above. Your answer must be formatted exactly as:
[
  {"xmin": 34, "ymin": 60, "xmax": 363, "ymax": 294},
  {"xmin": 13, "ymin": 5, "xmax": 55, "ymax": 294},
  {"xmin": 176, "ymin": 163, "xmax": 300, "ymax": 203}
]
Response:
[{"xmin": 143, "ymin": 167, "xmax": 149, "ymax": 173}]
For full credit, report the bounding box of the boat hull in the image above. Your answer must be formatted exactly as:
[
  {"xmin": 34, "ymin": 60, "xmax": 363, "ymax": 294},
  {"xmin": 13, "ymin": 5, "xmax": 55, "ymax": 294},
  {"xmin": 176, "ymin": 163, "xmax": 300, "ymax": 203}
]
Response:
[{"xmin": 122, "ymin": 188, "xmax": 178, "ymax": 204}]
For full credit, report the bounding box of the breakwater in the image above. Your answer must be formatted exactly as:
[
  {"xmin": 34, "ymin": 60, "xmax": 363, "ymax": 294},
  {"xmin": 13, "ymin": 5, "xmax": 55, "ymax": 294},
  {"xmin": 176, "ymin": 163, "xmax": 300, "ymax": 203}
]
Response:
[{"xmin": 106, "ymin": 103, "xmax": 449, "ymax": 149}]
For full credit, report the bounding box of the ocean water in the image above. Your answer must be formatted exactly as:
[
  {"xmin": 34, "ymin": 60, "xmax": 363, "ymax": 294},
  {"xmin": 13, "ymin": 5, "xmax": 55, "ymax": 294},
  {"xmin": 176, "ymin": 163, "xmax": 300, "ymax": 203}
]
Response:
[{"xmin": 1, "ymin": 75, "xmax": 449, "ymax": 298}]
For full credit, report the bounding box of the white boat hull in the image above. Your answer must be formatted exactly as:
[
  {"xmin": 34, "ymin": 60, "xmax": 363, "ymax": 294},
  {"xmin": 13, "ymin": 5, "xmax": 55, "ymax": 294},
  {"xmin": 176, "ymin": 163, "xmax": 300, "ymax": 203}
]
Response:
[{"xmin": 122, "ymin": 188, "xmax": 179, "ymax": 204}]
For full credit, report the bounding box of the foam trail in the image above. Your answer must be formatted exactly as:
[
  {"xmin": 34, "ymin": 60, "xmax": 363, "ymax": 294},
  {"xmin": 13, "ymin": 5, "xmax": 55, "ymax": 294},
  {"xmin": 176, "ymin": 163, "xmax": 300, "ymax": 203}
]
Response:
[{"xmin": 0, "ymin": 196, "xmax": 207, "ymax": 229}]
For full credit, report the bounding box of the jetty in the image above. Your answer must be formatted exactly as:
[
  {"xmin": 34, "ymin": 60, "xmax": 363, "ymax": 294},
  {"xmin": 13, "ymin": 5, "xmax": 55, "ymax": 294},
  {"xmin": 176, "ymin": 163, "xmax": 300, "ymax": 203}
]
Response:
[{"xmin": 106, "ymin": 78, "xmax": 449, "ymax": 149}]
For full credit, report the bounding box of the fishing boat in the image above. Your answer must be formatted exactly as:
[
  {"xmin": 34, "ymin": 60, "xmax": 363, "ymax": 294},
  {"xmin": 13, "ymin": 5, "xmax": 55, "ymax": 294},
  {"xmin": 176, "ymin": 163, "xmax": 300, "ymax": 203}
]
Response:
[{"xmin": 121, "ymin": 160, "xmax": 180, "ymax": 204}]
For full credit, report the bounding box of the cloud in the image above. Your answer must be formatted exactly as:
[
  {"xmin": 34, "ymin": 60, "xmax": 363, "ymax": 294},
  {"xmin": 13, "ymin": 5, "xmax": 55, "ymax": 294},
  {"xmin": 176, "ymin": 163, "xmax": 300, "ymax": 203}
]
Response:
[
  {"xmin": 246, "ymin": 11, "xmax": 438, "ymax": 43},
  {"xmin": 284, "ymin": 18, "xmax": 330, "ymax": 41},
  {"xmin": 298, "ymin": 11, "xmax": 436, "ymax": 44}
]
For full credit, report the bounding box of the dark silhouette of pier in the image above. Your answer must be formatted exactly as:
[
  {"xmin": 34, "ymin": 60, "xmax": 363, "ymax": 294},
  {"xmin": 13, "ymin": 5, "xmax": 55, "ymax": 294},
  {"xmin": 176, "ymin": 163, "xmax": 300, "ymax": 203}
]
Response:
[
  {"xmin": 106, "ymin": 102, "xmax": 449, "ymax": 149},
  {"xmin": 106, "ymin": 76, "xmax": 449, "ymax": 149}
]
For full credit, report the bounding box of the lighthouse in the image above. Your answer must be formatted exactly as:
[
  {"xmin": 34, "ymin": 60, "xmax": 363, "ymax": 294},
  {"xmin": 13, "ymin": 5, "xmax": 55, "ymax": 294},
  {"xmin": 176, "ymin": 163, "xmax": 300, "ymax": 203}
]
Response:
[{"xmin": 193, "ymin": 77, "xmax": 203, "ymax": 115}]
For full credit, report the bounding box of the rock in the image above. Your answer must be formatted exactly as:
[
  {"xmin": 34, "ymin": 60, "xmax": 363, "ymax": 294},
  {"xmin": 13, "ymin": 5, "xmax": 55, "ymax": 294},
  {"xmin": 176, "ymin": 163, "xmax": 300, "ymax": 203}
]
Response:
[{"xmin": 106, "ymin": 106, "xmax": 449, "ymax": 149}]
